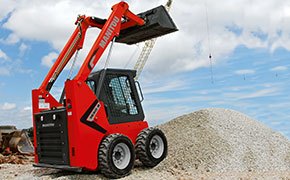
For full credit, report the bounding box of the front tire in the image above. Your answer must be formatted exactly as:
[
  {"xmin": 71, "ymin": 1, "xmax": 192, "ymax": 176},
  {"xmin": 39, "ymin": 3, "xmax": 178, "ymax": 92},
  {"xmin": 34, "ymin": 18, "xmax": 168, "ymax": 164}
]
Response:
[
  {"xmin": 135, "ymin": 127, "xmax": 168, "ymax": 167},
  {"xmin": 98, "ymin": 134, "xmax": 135, "ymax": 178}
]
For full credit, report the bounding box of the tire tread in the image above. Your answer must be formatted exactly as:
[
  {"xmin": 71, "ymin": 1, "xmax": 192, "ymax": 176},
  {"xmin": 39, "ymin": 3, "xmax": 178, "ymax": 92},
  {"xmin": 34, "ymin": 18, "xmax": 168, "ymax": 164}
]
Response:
[
  {"xmin": 98, "ymin": 134, "xmax": 133, "ymax": 178},
  {"xmin": 135, "ymin": 127, "xmax": 167, "ymax": 167}
]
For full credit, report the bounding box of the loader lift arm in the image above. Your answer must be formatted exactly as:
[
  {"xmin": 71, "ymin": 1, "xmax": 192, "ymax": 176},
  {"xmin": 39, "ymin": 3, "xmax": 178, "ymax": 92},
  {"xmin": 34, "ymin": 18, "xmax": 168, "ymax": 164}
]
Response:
[{"xmin": 38, "ymin": 2, "xmax": 145, "ymax": 104}]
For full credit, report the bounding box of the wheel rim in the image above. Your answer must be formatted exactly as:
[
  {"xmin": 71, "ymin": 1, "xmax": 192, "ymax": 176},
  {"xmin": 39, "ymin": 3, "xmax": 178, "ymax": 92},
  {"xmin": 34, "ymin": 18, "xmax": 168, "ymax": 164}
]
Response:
[
  {"xmin": 150, "ymin": 135, "xmax": 164, "ymax": 159},
  {"xmin": 112, "ymin": 142, "xmax": 131, "ymax": 170}
]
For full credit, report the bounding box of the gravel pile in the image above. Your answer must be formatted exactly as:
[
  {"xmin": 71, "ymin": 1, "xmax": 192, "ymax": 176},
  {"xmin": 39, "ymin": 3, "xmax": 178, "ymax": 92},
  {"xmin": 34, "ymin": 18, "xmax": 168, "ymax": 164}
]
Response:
[
  {"xmin": 1, "ymin": 108, "xmax": 290, "ymax": 179},
  {"xmin": 158, "ymin": 108, "xmax": 290, "ymax": 174}
]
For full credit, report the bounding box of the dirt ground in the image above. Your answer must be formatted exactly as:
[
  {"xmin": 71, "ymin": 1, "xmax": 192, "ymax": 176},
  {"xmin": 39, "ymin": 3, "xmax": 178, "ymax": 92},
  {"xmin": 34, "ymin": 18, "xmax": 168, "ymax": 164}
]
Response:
[{"xmin": 1, "ymin": 163, "xmax": 290, "ymax": 180}]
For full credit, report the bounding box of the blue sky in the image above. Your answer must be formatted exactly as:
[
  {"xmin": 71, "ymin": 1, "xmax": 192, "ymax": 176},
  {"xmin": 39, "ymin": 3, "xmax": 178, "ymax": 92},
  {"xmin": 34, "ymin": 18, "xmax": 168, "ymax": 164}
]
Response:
[{"xmin": 1, "ymin": 0, "xmax": 290, "ymax": 138}]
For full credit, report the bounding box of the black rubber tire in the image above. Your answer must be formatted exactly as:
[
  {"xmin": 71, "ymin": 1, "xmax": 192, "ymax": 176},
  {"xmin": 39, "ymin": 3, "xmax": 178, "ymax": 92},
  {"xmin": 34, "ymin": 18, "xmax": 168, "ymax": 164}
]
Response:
[
  {"xmin": 98, "ymin": 134, "xmax": 135, "ymax": 179},
  {"xmin": 135, "ymin": 127, "xmax": 168, "ymax": 167}
]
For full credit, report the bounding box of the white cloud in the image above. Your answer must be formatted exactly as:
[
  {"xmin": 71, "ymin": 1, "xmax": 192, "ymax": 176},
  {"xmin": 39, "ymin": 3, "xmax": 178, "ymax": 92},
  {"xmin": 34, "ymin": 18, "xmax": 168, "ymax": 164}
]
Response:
[
  {"xmin": 0, "ymin": 33, "xmax": 20, "ymax": 44},
  {"xmin": 0, "ymin": 0, "xmax": 16, "ymax": 21},
  {"xmin": 228, "ymin": 85, "xmax": 253, "ymax": 91},
  {"xmin": 41, "ymin": 52, "xmax": 58, "ymax": 67},
  {"xmin": 19, "ymin": 43, "xmax": 29, "ymax": 55},
  {"xmin": 23, "ymin": 106, "xmax": 32, "ymax": 111},
  {"xmin": 0, "ymin": 46, "xmax": 32, "ymax": 77},
  {"xmin": 0, "ymin": 49, "xmax": 8, "ymax": 61},
  {"xmin": 142, "ymin": 79, "xmax": 186, "ymax": 94},
  {"xmin": 0, "ymin": 103, "xmax": 32, "ymax": 128},
  {"xmin": 238, "ymin": 88, "xmax": 280, "ymax": 99},
  {"xmin": 270, "ymin": 66, "xmax": 288, "ymax": 71},
  {"xmin": 1, "ymin": 0, "xmax": 290, "ymax": 76},
  {"xmin": 0, "ymin": 102, "xmax": 16, "ymax": 110},
  {"xmin": 0, "ymin": 57, "xmax": 33, "ymax": 76},
  {"xmin": 224, "ymin": 87, "xmax": 281, "ymax": 100},
  {"xmin": 2, "ymin": 0, "xmax": 111, "ymax": 49},
  {"xmin": 234, "ymin": 69, "xmax": 256, "ymax": 75}
]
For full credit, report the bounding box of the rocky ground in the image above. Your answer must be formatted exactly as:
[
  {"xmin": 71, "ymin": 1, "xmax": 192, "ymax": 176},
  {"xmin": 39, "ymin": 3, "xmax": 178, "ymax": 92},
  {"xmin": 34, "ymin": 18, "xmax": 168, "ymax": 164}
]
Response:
[{"xmin": 1, "ymin": 108, "xmax": 290, "ymax": 179}]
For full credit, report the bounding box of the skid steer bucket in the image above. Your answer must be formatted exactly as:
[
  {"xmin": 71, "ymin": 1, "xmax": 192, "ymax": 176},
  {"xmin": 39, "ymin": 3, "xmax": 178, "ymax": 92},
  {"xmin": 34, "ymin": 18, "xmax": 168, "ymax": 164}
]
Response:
[
  {"xmin": 8, "ymin": 130, "xmax": 34, "ymax": 154},
  {"xmin": 116, "ymin": 5, "xmax": 178, "ymax": 45}
]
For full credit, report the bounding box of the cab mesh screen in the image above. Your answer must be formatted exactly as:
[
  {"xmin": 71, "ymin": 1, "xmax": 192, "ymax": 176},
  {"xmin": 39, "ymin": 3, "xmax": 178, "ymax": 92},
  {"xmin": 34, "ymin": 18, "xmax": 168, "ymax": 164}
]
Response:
[{"xmin": 104, "ymin": 75, "xmax": 138, "ymax": 117}]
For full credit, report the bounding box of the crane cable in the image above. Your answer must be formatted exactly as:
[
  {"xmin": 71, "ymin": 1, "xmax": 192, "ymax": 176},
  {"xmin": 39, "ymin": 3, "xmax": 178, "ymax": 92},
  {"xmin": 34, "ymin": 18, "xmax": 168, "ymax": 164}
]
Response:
[
  {"xmin": 67, "ymin": 50, "xmax": 79, "ymax": 79},
  {"xmin": 205, "ymin": 2, "xmax": 214, "ymax": 84}
]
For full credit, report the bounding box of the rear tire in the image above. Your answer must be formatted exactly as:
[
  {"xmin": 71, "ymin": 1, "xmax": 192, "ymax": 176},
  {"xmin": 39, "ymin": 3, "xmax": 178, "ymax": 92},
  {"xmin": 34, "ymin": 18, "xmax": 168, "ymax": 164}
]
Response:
[
  {"xmin": 135, "ymin": 127, "xmax": 167, "ymax": 167},
  {"xmin": 98, "ymin": 134, "xmax": 135, "ymax": 178}
]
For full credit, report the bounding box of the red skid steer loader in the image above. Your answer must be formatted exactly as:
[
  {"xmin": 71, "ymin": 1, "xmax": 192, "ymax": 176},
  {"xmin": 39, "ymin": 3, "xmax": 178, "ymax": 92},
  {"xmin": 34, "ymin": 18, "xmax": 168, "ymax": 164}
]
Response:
[{"xmin": 32, "ymin": 1, "xmax": 177, "ymax": 178}]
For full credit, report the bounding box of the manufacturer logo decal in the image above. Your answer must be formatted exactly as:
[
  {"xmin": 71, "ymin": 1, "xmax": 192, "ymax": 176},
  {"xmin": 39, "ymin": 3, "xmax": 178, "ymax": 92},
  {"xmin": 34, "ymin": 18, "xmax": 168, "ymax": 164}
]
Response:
[
  {"xmin": 42, "ymin": 123, "xmax": 55, "ymax": 127},
  {"xmin": 99, "ymin": 16, "xmax": 119, "ymax": 48},
  {"xmin": 88, "ymin": 16, "xmax": 119, "ymax": 69}
]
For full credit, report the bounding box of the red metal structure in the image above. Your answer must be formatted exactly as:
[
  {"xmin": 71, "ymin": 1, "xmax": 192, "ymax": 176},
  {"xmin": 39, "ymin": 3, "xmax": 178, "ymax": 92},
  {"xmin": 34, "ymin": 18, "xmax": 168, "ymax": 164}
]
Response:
[{"xmin": 32, "ymin": 1, "xmax": 177, "ymax": 178}]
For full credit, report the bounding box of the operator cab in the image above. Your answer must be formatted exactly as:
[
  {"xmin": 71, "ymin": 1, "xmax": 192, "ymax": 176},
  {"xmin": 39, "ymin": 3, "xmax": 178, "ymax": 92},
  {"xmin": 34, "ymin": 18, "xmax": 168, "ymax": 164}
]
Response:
[{"xmin": 87, "ymin": 68, "xmax": 144, "ymax": 124}]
